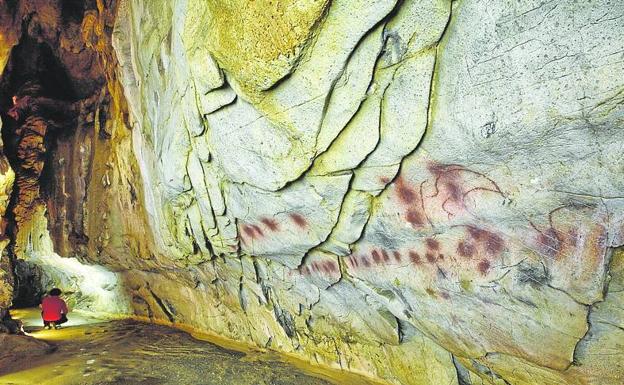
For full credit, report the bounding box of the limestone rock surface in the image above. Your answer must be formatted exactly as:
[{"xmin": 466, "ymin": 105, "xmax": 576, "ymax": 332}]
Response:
[
  {"xmin": 107, "ymin": 0, "xmax": 624, "ymax": 383},
  {"xmin": 0, "ymin": 0, "xmax": 622, "ymax": 384}
]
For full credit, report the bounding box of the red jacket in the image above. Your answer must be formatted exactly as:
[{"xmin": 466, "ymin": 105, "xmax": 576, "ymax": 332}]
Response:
[{"xmin": 41, "ymin": 296, "xmax": 68, "ymax": 321}]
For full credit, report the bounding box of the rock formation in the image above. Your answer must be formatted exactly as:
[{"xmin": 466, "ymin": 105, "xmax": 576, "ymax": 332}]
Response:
[
  {"xmin": 0, "ymin": 0, "xmax": 623, "ymax": 384},
  {"xmin": 0, "ymin": 63, "xmax": 14, "ymax": 322}
]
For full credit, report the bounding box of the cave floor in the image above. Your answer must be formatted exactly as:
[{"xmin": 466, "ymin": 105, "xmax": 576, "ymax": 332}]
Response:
[{"xmin": 0, "ymin": 308, "xmax": 342, "ymax": 385}]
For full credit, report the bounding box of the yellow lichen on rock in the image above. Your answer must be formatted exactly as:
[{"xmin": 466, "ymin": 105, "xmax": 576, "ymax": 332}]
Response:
[{"xmin": 202, "ymin": 0, "xmax": 329, "ymax": 92}]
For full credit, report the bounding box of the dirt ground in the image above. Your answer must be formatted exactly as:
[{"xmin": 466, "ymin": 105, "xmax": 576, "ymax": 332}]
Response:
[{"xmin": 0, "ymin": 309, "xmax": 358, "ymax": 385}]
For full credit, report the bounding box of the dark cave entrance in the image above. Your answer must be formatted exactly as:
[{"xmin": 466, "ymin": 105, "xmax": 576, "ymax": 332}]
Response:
[
  {"xmin": 0, "ymin": 34, "xmax": 78, "ymax": 307},
  {"xmin": 0, "ymin": 0, "xmax": 115, "ymax": 321},
  {"xmin": 0, "ymin": 32, "xmax": 79, "ymax": 193},
  {"xmin": 0, "ymin": 28, "xmax": 92, "ymax": 308}
]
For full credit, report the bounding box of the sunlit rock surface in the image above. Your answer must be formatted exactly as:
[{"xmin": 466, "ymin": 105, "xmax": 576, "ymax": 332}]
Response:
[{"xmin": 0, "ymin": 0, "xmax": 622, "ymax": 384}]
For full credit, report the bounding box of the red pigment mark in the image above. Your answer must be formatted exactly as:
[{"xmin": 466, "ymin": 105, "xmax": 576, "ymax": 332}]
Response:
[
  {"xmin": 427, "ymin": 162, "xmax": 462, "ymax": 198},
  {"xmin": 312, "ymin": 263, "xmax": 319, "ymax": 272},
  {"xmin": 428, "ymin": 162, "xmax": 506, "ymax": 208},
  {"xmin": 467, "ymin": 226, "xmax": 487, "ymax": 241},
  {"xmin": 361, "ymin": 256, "xmax": 371, "ymax": 267},
  {"xmin": 466, "ymin": 227, "xmax": 506, "ymax": 256},
  {"xmin": 290, "ymin": 213, "xmax": 308, "ymax": 229},
  {"xmin": 380, "ymin": 176, "xmax": 390, "ymax": 184},
  {"xmin": 326, "ymin": 261, "xmax": 338, "ymax": 273},
  {"xmin": 438, "ymin": 254, "xmax": 445, "ymax": 260},
  {"xmin": 484, "ymin": 232, "xmax": 504, "ymax": 255},
  {"xmin": 381, "ymin": 249, "xmax": 390, "ymax": 262},
  {"xmin": 371, "ymin": 249, "xmax": 382, "ymax": 264},
  {"xmin": 477, "ymin": 259, "xmax": 491, "ymax": 275},
  {"xmin": 242, "ymin": 224, "xmax": 257, "ymax": 239},
  {"xmin": 537, "ymin": 227, "xmax": 562, "ymax": 258},
  {"xmin": 425, "ymin": 238, "xmax": 440, "ymax": 251},
  {"xmin": 427, "ymin": 162, "xmax": 447, "ymax": 177},
  {"xmin": 443, "ymin": 179, "xmax": 463, "ymax": 203},
  {"xmin": 406, "ymin": 209, "xmax": 424, "ymax": 227},
  {"xmin": 350, "ymin": 255, "xmax": 359, "ymax": 268},
  {"xmin": 440, "ymin": 291, "xmax": 450, "ymax": 300},
  {"xmin": 409, "ymin": 251, "xmax": 421, "ymax": 264},
  {"xmin": 456, "ymin": 241, "xmax": 476, "ymax": 259},
  {"xmin": 396, "ymin": 177, "xmax": 417, "ymax": 204},
  {"xmin": 425, "ymin": 252, "xmax": 436, "ymax": 264},
  {"xmin": 260, "ymin": 218, "xmax": 279, "ymax": 231},
  {"xmin": 251, "ymin": 224, "xmax": 264, "ymax": 238},
  {"xmin": 392, "ymin": 251, "xmax": 402, "ymax": 262}
]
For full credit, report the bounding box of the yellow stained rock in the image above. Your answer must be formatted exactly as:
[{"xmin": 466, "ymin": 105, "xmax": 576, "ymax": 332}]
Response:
[{"xmin": 202, "ymin": 0, "xmax": 329, "ymax": 92}]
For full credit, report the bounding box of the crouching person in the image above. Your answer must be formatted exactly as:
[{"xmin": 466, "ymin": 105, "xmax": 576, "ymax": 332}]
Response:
[{"xmin": 41, "ymin": 288, "xmax": 68, "ymax": 330}]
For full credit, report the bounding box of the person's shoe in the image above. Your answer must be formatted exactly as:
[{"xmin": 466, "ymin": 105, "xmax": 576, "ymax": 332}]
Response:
[
  {"xmin": 44, "ymin": 325, "xmax": 51, "ymax": 330},
  {"xmin": 54, "ymin": 324, "xmax": 61, "ymax": 330}
]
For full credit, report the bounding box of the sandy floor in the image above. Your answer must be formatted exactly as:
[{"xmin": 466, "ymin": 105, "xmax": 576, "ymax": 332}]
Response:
[{"xmin": 0, "ymin": 309, "xmax": 371, "ymax": 385}]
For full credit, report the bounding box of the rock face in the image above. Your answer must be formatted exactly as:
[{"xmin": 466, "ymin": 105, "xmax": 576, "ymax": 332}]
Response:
[
  {"xmin": 0, "ymin": 247, "xmax": 12, "ymax": 320},
  {"xmin": 0, "ymin": 106, "xmax": 14, "ymax": 320},
  {"xmin": 1, "ymin": 0, "xmax": 623, "ymax": 384}
]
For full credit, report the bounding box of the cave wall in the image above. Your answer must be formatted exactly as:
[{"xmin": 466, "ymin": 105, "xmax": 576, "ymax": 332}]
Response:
[
  {"xmin": 108, "ymin": 0, "xmax": 624, "ymax": 384},
  {"xmin": 0, "ymin": 0, "xmax": 622, "ymax": 384},
  {"xmin": 0, "ymin": 6, "xmax": 17, "ymax": 318},
  {"xmin": 0, "ymin": 126, "xmax": 13, "ymax": 317}
]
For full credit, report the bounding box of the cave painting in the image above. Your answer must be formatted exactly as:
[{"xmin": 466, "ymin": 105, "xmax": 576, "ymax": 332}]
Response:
[
  {"xmin": 344, "ymin": 225, "xmax": 502, "ymax": 278},
  {"xmin": 396, "ymin": 162, "xmax": 505, "ymax": 228},
  {"xmin": 342, "ymin": 163, "xmax": 508, "ymax": 280},
  {"xmin": 272, "ymin": 160, "xmax": 606, "ymax": 299},
  {"xmin": 238, "ymin": 212, "xmax": 307, "ymax": 246},
  {"xmin": 297, "ymin": 259, "xmax": 339, "ymax": 277},
  {"xmin": 343, "ymin": 161, "xmax": 607, "ymax": 295}
]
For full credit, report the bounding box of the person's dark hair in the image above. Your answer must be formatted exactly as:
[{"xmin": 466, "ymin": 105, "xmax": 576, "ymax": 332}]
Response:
[
  {"xmin": 15, "ymin": 81, "xmax": 43, "ymax": 98},
  {"xmin": 49, "ymin": 288, "xmax": 62, "ymax": 296}
]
